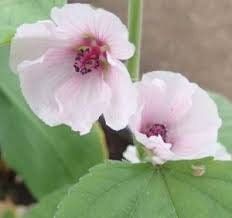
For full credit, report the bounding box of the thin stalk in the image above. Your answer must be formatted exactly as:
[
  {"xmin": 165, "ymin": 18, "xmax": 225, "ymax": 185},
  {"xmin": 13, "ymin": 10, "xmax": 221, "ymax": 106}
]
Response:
[{"xmin": 127, "ymin": 0, "xmax": 143, "ymax": 81}]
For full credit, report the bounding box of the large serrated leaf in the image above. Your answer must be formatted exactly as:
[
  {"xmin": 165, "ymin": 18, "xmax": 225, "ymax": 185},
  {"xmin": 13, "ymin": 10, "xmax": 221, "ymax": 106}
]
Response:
[
  {"xmin": 0, "ymin": 0, "xmax": 66, "ymax": 46},
  {"xmin": 55, "ymin": 159, "xmax": 232, "ymax": 218},
  {"xmin": 0, "ymin": 46, "xmax": 107, "ymax": 199}
]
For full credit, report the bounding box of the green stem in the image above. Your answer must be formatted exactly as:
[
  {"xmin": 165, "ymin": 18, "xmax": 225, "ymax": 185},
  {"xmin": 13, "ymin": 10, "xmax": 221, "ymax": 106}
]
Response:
[{"xmin": 127, "ymin": 0, "xmax": 143, "ymax": 81}]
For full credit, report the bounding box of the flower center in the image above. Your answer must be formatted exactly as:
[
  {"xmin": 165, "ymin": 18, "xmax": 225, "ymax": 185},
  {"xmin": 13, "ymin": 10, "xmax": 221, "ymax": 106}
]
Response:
[
  {"xmin": 74, "ymin": 39, "xmax": 107, "ymax": 75},
  {"xmin": 143, "ymin": 124, "xmax": 167, "ymax": 142}
]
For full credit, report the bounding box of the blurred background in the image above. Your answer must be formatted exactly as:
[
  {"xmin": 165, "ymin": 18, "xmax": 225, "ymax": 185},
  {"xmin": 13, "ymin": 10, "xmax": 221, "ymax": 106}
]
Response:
[{"xmin": 71, "ymin": 0, "xmax": 232, "ymax": 99}]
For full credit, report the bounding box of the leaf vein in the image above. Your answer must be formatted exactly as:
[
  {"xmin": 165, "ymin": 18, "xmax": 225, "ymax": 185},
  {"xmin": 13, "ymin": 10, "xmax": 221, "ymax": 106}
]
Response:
[
  {"xmin": 159, "ymin": 169, "xmax": 180, "ymax": 218},
  {"xmin": 171, "ymin": 172, "xmax": 232, "ymax": 215},
  {"xmin": 127, "ymin": 170, "xmax": 155, "ymax": 218}
]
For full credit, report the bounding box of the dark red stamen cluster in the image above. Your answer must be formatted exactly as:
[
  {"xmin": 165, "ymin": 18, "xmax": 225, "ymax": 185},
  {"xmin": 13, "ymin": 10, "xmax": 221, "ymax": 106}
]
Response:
[
  {"xmin": 74, "ymin": 45, "xmax": 105, "ymax": 75},
  {"xmin": 143, "ymin": 124, "xmax": 167, "ymax": 142}
]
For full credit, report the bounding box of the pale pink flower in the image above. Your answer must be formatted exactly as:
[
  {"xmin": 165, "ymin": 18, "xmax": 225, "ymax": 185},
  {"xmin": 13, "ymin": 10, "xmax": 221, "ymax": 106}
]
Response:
[
  {"xmin": 123, "ymin": 146, "xmax": 140, "ymax": 163},
  {"xmin": 10, "ymin": 3, "xmax": 136, "ymax": 134},
  {"xmin": 128, "ymin": 71, "xmax": 225, "ymax": 164}
]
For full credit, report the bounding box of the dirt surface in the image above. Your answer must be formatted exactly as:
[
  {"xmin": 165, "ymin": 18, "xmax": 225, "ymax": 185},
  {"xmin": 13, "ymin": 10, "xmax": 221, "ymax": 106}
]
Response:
[{"xmin": 70, "ymin": 0, "xmax": 232, "ymax": 99}]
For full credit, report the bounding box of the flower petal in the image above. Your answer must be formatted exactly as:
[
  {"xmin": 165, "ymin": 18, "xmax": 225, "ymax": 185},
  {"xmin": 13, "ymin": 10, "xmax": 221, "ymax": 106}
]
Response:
[
  {"xmin": 170, "ymin": 87, "xmax": 222, "ymax": 159},
  {"xmin": 104, "ymin": 59, "xmax": 136, "ymax": 130},
  {"xmin": 93, "ymin": 9, "xmax": 135, "ymax": 60},
  {"xmin": 135, "ymin": 78, "xmax": 167, "ymax": 129},
  {"xmin": 18, "ymin": 48, "xmax": 76, "ymax": 126},
  {"xmin": 10, "ymin": 21, "xmax": 64, "ymax": 72},
  {"xmin": 151, "ymin": 146, "xmax": 174, "ymax": 165},
  {"xmin": 56, "ymin": 72, "xmax": 111, "ymax": 135},
  {"xmin": 123, "ymin": 146, "xmax": 140, "ymax": 163},
  {"xmin": 142, "ymin": 71, "xmax": 196, "ymax": 125},
  {"xmin": 51, "ymin": 4, "xmax": 134, "ymax": 60},
  {"xmin": 51, "ymin": 3, "xmax": 94, "ymax": 40},
  {"xmin": 133, "ymin": 130, "xmax": 174, "ymax": 165}
]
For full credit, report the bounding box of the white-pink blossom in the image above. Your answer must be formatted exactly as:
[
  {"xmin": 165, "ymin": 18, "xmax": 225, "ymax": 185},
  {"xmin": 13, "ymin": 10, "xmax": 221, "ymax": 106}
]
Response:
[
  {"xmin": 128, "ymin": 71, "xmax": 226, "ymax": 164},
  {"xmin": 10, "ymin": 3, "xmax": 136, "ymax": 134},
  {"xmin": 123, "ymin": 146, "xmax": 140, "ymax": 164}
]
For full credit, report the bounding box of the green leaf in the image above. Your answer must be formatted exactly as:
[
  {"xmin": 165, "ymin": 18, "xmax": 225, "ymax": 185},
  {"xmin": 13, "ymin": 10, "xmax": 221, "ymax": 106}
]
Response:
[
  {"xmin": 211, "ymin": 93, "xmax": 232, "ymax": 152},
  {"xmin": 24, "ymin": 187, "xmax": 68, "ymax": 218},
  {"xmin": 0, "ymin": 46, "xmax": 107, "ymax": 199},
  {"xmin": 0, "ymin": 0, "xmax": 66, "ymax": 46},
  {"xmin": 0, "ymin": 26, "xmax": 15, "ymax": 46},
  {"xmin": 55, "ymin": 159, "xmax": 232, "ymax": 218},
  {"xmin": 213, "ymin": 94, "xmax": 232, "ymax": 149}
]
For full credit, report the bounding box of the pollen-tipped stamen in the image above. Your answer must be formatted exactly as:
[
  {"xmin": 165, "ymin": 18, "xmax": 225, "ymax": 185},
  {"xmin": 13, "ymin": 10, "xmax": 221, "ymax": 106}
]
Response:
[
  {"xmin": 142, "ymin": 124, "xmax": 167, "ymax": 142},
  {"xmin": 73, "ymin": 39, "xmax": 107, "ymax": 75}
]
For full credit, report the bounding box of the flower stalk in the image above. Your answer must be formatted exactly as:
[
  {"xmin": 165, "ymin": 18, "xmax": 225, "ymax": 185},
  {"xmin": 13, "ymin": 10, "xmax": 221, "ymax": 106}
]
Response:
[{"xmin": 127, "ymin": 0, "xmax": 143, "ymax": 81}]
